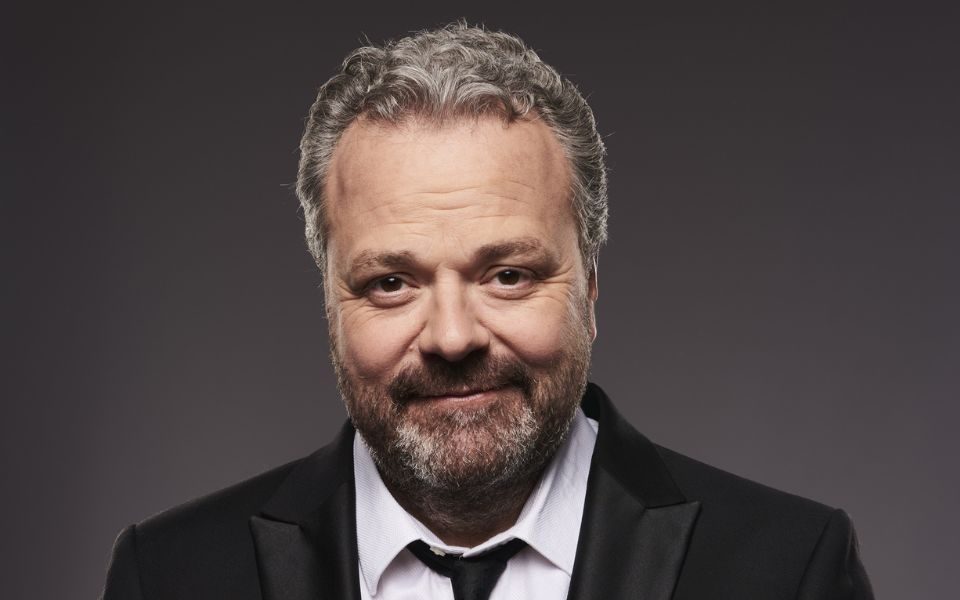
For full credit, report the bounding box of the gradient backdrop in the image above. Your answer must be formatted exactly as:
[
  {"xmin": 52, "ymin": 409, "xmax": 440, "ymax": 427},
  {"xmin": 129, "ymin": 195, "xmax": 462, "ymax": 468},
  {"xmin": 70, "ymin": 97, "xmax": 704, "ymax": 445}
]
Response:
[{"xmin": 4, "ymin": 3, "xmax": 958, "ymax": 598}]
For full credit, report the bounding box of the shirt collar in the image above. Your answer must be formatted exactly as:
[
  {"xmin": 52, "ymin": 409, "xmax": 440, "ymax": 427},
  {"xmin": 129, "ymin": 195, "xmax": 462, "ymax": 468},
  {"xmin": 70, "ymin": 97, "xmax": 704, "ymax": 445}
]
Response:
[{"xmin": 353, "ymin": 408, "xmax": 598, "ymax": 596}]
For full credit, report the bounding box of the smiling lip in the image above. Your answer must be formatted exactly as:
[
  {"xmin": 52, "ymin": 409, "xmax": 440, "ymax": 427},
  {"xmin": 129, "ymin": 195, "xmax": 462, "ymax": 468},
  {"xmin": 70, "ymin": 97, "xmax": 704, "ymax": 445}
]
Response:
[{"xmin": 418, "ymin": 386, "xmax": 507, "ymax": 404}]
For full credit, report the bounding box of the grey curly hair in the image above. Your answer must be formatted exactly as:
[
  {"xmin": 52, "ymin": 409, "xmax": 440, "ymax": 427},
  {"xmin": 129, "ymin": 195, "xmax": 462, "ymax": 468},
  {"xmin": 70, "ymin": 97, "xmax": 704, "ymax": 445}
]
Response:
[{"xmin": 295, "ymin": 21, "xmax": 608, "ymax": 275}]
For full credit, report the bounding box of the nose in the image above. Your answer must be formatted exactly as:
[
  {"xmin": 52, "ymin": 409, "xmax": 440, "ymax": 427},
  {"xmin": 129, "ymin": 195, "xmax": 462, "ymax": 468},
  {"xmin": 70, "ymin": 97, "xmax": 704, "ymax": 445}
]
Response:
[{"xmin": 417, "ymin": 282, "xmax": 490, "ymax": 362}]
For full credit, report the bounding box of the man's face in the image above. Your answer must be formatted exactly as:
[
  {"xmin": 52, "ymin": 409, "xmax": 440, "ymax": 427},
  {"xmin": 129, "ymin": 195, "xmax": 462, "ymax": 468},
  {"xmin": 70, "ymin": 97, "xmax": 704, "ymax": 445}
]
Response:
[{"xmin": 323, "ymin": 116, "xmax": 598, "ymax": 492}]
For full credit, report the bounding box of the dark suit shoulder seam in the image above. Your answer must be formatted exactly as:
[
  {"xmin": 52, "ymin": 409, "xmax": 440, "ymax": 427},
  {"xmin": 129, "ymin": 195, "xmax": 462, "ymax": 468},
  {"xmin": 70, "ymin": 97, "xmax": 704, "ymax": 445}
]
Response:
[
  {"xmin": 130, "ymin": 523, "xmax": 147, "ymax": 600},
  {"xmin": 649, "ymin": 444, "xmax": 691, "ymax": 500},
  {"xmin": 656, "ymin": 444, "xmax": 839, "ymax": 512},
  {"xmin": 137, "ymin": 458, "xmax": 306, "ymax": 530},
  {"xmin": 792, "ymin": 508, "xmax": 841, "ymax": 600}
]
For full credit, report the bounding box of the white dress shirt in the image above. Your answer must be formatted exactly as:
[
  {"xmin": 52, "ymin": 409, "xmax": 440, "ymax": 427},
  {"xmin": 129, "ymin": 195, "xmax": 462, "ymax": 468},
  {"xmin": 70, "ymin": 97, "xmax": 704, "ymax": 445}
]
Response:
[{"xmin": 354, "ymin": 408, "xmax": 599, "ymax": 600}]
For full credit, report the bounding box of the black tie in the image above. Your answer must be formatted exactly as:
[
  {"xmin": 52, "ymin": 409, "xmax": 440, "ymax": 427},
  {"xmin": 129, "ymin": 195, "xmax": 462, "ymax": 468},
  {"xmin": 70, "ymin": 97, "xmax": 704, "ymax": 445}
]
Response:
[{"xmin": 406, "ymin": 538, "xmax": 528, "ymax": 600}]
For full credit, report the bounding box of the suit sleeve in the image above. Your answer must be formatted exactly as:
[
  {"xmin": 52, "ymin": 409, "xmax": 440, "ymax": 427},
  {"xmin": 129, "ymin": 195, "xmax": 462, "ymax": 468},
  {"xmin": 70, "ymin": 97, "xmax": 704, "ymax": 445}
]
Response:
[
  {"xmin": 101, "ymin": 524, "xmax": 145, "ymax": 600},
  {"xmin": 795, "ymin": 509, "xmax": 874, "ymax": 600}
]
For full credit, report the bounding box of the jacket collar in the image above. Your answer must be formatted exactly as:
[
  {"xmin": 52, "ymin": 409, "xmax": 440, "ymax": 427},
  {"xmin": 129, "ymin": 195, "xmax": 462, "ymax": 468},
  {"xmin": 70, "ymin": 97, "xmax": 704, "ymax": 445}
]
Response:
[
  {"xmin": 250, "ymin": 383, "xmax": 700, "ymax": 600},
  {"xmin": 567, "ymin": 383, "xmax": 700, "ymax": 600},
  {"xmin": 250, "ymin": 421, "xmax": 361, "ymax": 600},
  {"xmin": 580, "ymin": 382, "xmax": 687, "ymax": 508}
]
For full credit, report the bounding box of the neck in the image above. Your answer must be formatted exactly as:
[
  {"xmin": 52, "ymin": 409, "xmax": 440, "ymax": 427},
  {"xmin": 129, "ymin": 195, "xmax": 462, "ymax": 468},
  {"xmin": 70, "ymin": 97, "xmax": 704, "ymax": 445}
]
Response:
[{"xmin": 383, "ymin": 470, "xmax": 541, "ymax": 548}]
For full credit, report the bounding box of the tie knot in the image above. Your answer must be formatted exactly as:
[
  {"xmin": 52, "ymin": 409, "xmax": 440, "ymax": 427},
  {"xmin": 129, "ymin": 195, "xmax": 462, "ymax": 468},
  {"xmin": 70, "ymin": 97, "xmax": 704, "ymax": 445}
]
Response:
[{"xmin": 406, "ymin": 538, "xmax": 528, "ymax": 600}]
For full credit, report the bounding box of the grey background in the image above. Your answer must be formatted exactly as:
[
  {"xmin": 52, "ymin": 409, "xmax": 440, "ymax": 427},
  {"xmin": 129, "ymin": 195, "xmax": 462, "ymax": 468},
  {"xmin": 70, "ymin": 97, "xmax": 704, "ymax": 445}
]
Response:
[{"xmin": 4, "ymin": 3, "xmax": 957, "ymax": 599}]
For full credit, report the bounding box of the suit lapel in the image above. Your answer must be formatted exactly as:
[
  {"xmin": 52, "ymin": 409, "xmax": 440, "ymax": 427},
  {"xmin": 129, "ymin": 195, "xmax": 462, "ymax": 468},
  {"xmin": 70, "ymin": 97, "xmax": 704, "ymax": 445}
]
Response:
[
  {"xmin": 567, "ymin": 384, "xmax": 701, "ymax": 600},
  {"xmin": 250, "ymin": 422, "xmax": 361, "ymax": 600}
]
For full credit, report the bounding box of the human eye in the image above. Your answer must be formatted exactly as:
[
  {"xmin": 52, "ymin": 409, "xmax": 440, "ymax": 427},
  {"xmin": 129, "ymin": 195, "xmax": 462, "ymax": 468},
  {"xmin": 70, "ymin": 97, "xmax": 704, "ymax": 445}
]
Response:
[
  {"xmin": 363, "ymin": 274, "xmax": 414, "ymax": 305},
  {"xmin": 486, "ymin": 267, "xmax": 535, "ymax": 293}
]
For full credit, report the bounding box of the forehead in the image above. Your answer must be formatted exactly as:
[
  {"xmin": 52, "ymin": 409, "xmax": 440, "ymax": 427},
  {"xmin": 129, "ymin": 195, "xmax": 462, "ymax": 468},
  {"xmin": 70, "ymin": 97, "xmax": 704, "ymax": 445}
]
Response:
[{"xmin": 324, "ymin": 117, "xmax": 576, "ymax": 268}]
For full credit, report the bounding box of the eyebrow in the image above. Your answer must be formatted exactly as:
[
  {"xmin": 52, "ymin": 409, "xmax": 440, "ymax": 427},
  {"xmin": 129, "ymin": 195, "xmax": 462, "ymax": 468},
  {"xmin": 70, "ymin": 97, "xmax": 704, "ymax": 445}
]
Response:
[
  {"xmin": 346, "ymin": 237, "xmax": 555, "ymax": 276},
  {"xmin": 348, "ymin": 249, "xmax": 417, "ymax": 275},
  {"xmin": 473, "ymin": 237, "xmax": 550, "ymax": 264}
]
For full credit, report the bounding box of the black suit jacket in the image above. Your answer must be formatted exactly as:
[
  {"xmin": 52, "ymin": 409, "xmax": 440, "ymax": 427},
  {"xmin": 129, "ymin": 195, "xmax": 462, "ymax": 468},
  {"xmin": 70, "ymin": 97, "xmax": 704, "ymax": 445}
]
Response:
[{"xmin": 101, "ymin": 383, "xmax": 873, "ymax": 599}]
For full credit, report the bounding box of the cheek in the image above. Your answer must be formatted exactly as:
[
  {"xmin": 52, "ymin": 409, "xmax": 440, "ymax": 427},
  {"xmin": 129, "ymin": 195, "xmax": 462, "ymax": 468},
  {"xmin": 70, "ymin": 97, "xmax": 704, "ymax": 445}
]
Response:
[
  {"xmin": 485, "ymin": 300, "xmax": 583, "ymax": 367},
  {"xmin": 335, "ymin": 309, "xmax": 419, "ymax": 380}
]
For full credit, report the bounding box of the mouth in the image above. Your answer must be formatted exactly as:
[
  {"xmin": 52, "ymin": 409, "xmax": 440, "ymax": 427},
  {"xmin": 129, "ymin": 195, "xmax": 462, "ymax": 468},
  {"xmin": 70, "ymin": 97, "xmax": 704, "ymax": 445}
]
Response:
[{"xmin": 417, "ymin": 385, "xmax": 510, "ymax": 405}]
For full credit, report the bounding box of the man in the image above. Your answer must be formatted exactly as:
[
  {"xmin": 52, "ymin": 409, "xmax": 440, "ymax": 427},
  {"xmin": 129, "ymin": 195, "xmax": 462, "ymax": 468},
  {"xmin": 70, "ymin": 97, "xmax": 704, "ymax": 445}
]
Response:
[{"xmin": 102, "ymin": 22, "xmax": 873, "ymax": 600}]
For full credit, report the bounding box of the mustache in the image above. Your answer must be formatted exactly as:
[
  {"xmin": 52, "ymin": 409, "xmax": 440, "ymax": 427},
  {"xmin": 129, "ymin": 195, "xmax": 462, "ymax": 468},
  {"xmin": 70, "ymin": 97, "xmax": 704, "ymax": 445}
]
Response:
[{"xmin": 388, "ymin": 354, "xmax": 533, "ymax": 404}]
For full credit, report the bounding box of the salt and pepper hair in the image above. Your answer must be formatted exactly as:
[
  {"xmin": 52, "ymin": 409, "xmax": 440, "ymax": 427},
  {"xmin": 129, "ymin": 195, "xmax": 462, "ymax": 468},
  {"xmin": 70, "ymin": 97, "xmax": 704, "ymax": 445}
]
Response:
[{"xmin": 295, "ymin": 21, "xmax": 608, "ymax": 274}]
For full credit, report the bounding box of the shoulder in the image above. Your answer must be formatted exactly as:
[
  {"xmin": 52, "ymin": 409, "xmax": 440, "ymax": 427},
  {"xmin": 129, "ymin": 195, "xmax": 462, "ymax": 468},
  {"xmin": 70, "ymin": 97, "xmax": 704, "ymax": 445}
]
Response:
[
  {"xmin": 134, "ymin": 457, "xmax": 302, "ymax": 543},
  {"xmin": 102, "ymin": 420, "xmax": 357, "ymax": 599},
  {"xmin": 652, "ymin": 445, "xmax": 870, "ymax": 597},
  {"xmin": 585, "ymin": 382, "xmax": 838, "ymax": 527},
  {"xmin": 656, "ymin": 443, "xmax": 840, "ymax": 553},
  {"xmin": 103, "ymin": 457, "xmax": 309, "ymax": 599},
  {"xmin": 584, "ymin": 381, "xmax": 872, "ymax": 597},
  {"xmin": 127, "ymin": 458, "xmax": 305, "ymax": 581},
  {"xmin": 656, "ymin": 443, "xmax": 837, "ymax": 524},
  {"xmin": 132, "ymin": 421, "xmax": 355, "ymax": 544}
]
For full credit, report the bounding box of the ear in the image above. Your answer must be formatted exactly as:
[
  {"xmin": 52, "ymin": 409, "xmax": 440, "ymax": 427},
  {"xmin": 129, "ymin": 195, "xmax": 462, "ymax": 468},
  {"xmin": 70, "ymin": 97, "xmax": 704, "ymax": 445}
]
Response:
[{"xmin": 587, "ymin": 260, "xmax": 599, "ymax": 341}]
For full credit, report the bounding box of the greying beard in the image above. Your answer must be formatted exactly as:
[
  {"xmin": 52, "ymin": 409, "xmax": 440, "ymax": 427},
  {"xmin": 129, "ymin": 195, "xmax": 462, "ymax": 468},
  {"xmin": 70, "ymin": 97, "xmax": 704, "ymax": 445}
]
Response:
[
  {"xmin": 393, "ymin": 398, "xmax": 539, "ymax": 490},
  {"xmin": 329, "ymin": 297, "xmax": 593, "ymax": 532}
]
